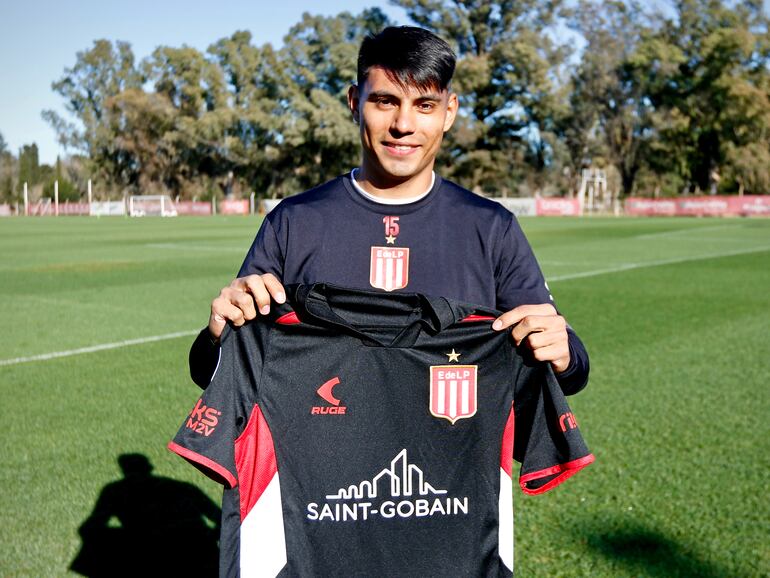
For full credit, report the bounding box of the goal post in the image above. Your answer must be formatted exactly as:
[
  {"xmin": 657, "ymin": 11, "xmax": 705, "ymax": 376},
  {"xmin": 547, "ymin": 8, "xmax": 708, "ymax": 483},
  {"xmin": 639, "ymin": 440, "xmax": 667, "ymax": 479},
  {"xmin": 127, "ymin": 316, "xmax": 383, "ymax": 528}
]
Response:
[{"xmin": 128, "ymin": 195, "xmax": 178, "ymax": 217}]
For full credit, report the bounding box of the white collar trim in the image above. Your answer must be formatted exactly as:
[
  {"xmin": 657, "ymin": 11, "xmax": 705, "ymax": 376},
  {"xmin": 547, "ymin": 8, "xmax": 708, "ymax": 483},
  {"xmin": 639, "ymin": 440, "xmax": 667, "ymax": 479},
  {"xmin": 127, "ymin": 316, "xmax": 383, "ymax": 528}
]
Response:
[{"xmin": 349, "ymin": 169, "xmax": 435, "ymax": 205}]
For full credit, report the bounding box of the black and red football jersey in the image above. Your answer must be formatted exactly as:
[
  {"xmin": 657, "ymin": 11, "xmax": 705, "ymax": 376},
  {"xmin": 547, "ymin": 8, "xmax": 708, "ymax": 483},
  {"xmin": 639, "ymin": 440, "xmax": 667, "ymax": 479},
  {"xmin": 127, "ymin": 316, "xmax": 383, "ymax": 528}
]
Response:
[{"xmin": 170, "ymin": 284, "xmax": 594, "ymax": 577}]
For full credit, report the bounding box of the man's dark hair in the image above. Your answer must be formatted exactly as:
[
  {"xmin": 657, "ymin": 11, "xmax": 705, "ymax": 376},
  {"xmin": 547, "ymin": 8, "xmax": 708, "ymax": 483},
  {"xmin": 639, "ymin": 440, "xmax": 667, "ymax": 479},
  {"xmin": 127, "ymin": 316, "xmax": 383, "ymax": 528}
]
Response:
[{"xmin": 357, "ymin": 26, "xmax": 456, "ymax": 92}]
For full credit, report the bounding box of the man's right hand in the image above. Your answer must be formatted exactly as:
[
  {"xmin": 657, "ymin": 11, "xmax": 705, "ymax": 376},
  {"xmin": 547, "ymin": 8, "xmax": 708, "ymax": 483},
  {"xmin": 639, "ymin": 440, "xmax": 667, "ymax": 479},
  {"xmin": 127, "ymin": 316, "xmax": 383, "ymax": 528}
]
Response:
[{"xmin": 208, "ymin": 273, "xmax": 286, "ymax": 342}]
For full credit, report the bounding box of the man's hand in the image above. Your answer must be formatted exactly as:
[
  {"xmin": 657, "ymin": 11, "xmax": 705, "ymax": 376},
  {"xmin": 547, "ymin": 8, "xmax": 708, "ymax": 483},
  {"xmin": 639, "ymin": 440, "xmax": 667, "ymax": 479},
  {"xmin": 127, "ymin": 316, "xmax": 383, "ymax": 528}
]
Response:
[
  {"xmin": 208, "ymin": 273, "xmax": 286, "ymax": 342},
  {"xmin": 492, "ymin": 304, "xmax": 571, "ymax": 373}
]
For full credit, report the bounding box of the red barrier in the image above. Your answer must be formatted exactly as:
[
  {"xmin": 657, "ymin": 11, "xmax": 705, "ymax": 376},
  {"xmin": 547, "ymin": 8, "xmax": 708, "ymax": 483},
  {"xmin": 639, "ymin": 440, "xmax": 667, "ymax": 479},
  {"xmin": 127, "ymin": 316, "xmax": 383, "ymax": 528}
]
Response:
[
  {"xmin": 727, "ymin": 195, "xmax": 770, "ymax": 217},
  {"xmin": 58, "ymin": 202, "xmax": 90, "ymax": 215},
  {"xmin": 536, "ymin": 198, "xmax": 581, "ymax": 216},
  {"xmin": 0, "ymin": 204, "xmax": 11, "ymax": 216},
  {"xmin": 625, "ymin": 196, "xmax": 770, "ymax": 217},
  {"xmin": 218, "ymin": 199, "xmax": 250, "ymax": 215},
  {"xmin": 625, "ymin": 198, "xmax": 678, "ymax": 216},
  {"xmin": 676, "ymin": 197, "xmax": 730, "ymax": 217},
  {"xmin": 175, "ymin": 201, "xmax": 212, "ymax": 216}
]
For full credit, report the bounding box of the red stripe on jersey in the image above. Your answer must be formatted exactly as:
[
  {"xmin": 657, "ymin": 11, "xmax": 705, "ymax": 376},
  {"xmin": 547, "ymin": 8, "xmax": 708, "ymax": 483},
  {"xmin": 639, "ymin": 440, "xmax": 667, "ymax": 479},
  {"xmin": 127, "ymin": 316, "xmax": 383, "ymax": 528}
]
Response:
[
  {"xmin": 460, "ymin": 314, "xmax": 496, "ymax": 323},
  {"xmin": 235, "ymin": 404, "xmax": 278, "ymax": 521},
  {"xmin": 519, "ymin": 454, "xmax": 595, "ymax": 495},
  {"xmin": 276, "ymin": 311, "xmax": 300, "ymax": 324},
  {"xmin": 167, "ymin": 441, "xmax": 238, "ymax": 488},
  {"xmin": 500, "ymin": 403, "xmax": 514, "ymax": 477}
]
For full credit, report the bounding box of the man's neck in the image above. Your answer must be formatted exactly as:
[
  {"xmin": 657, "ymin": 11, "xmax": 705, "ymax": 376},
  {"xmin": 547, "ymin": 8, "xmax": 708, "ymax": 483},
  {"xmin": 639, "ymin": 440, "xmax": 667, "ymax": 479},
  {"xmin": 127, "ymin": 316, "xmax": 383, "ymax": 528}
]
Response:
[{"xmin": 355, "ymin": 165, "xmax": 435, "ymax": 200}]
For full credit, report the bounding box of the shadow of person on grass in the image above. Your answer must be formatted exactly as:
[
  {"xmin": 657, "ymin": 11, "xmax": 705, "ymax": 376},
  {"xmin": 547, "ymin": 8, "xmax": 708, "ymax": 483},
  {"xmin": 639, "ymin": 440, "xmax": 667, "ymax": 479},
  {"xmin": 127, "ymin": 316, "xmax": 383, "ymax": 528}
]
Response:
[
  {"xmin": 70, "ymin": 453, "xmax": 220, "ymax": 577},
  {"xmin": 586, "ymin": 521, "xmax": 730, "ymax": 578}
]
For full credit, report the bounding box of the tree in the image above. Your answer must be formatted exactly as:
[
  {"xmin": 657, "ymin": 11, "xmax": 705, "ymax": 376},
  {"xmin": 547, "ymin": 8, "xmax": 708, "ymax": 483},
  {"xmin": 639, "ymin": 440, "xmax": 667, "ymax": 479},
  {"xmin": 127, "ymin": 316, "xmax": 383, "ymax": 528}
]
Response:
[
  {"xmin": 43, "ymin": 39, "xmax": 145, "ymax": 191},
  {"xmin": 0, "ymin": 132, "xmax": 16, "ymax": 202},
  {"xmin": 393, "ymin": 0, "xmax": 573, "ymax": 194},
  {"xmin": 43, "ymin": 156, "xmax": 80, "ymax": 201},
  {"xmin": 44, "ymin": 39, "xmax": 144, "ymax": 153},
  {"xmin": 207, "ymin": 31, "xmax": 287, "ymax": 196},
  {"xmin": 564, "ymin": 0, "xmax": 656, "ymax": 196},
  {"xmin": 142, "ymin": 44, "xmax": 230, "ymax": 195},
  {"xmin": 272, "ymin": 8, "xmax": 392, "ymax": 194},
  {"xmin": 18, "ymin": 143, "xmax": 41, "ymax": 187},
  {"xmin": 632, "ymin": 0, "xmax": 770, "ymax": 193}
]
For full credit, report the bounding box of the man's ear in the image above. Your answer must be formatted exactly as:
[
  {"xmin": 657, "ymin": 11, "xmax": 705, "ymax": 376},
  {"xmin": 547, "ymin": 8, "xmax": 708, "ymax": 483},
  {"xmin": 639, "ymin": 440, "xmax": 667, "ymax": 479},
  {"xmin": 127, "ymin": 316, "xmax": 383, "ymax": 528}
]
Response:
[
  {"xmin": 443, "ymin": 92, "xmax": 459, "ymax": 133},
  {"xmin": 348, "ymin": 85, "xmax": 360, "ymax": 124}
]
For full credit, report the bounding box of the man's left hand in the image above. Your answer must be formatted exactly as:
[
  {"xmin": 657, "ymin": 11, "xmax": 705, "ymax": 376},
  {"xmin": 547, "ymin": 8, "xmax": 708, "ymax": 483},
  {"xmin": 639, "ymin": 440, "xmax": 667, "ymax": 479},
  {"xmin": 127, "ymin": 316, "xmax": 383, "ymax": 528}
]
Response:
[{"xmin": 492, "ymin": 304, "xmax": 570, "ymax": 373}]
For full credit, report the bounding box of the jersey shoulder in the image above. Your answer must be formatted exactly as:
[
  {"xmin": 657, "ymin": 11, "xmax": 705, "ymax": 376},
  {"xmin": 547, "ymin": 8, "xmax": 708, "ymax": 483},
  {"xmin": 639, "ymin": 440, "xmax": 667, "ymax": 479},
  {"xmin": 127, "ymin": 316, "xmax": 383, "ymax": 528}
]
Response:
[
  {"xmin": 437, "ymin": 178, "xmax": 515, "ymax": 222},
  {"xmin": 268, "ymin": 175, "xmax": 348, "ymax": 218}
]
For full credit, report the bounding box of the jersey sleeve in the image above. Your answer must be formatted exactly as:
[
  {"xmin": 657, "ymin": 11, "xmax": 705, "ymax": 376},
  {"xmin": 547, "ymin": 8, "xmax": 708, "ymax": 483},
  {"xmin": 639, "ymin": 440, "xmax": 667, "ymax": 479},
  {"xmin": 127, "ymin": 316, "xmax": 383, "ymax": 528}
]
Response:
[
  {"xmin": 188, "ymin": 212, "xmax": 285, "ymax": 390},
  {"xmin": 495, "ymin": 213, "xmax": 591, "ymax": 395},
  {"xmin": 512, "ymin": 358, "xmax": 594, "ymax": 495},
  {"xmin": 169, "ymin": 322, "xmax": 269, "ymax": 488},
  {"xmin": 237, "ymin": 213, "xmax": 284, "ymax": 278},
  {"xmin": 494, "ymin": 215, "xmax": 553, "ymax": 310}
]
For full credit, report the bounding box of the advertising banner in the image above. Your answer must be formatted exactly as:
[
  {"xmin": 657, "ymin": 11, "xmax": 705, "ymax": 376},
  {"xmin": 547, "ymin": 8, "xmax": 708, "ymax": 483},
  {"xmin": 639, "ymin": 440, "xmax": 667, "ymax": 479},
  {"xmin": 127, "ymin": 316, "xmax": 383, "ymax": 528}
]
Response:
[
  {"xmin": 176, "ymin": 201, "xmax": 212, "ymax": 216},
  {"xmin": 676, "ymin": 197, "xmax": 730, "ymax": 217},
  {"xmin": 493, "ymin": 198, "xmax": 537, "ymax": 217},
  {"xmin": 58, "ymin": 202, "xmax": 90, "ymax": 215},
  {"xmin": 625, "ymin": 198, "xmax": 678, "ymax": 216},
  {"xmin": 261, "ymin": 199, "xmax": 282, "ymax": 214},
  {"xmin": 90, "ymin": 201, "xmax": 126, "ymax": 216},
  {"xmin": 727, "ymin": 195, "xmax": 770, "ymax": 217},
  {"xmin": 218, "ymin": 199, "xmax": 250, "ymax": 215},
  {"xmin": 536, "ymin": 198, "xmax": 581, "ymax": 216},
  {"xmin": 625, "ymin": 196, "xmax": 770, "ymax": 217}
]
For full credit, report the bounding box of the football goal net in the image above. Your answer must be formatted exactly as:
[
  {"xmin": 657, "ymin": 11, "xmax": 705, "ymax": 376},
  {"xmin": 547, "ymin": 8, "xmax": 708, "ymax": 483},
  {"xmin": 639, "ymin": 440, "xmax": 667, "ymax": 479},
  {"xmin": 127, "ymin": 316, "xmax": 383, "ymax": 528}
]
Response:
[{"xmin": 128, "ymin": 195, "xmax": 178, "ymax": 217}]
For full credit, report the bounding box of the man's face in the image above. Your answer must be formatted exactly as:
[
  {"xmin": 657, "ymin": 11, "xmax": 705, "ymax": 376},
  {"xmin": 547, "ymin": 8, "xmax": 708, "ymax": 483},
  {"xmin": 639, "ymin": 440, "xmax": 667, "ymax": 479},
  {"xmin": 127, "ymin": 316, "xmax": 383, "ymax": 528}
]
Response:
[{"xmin": 348, "ymin": 67, "xmax": 458, "ymax": 190}]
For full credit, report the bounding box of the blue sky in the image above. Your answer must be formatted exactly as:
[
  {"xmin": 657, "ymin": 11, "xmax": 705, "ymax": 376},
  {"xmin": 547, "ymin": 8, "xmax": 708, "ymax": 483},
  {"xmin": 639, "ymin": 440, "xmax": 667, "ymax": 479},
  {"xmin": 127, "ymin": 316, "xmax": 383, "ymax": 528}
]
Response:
[{"xmin": 0, "ymin": 0, "xmax": 409, "ymax": 164}]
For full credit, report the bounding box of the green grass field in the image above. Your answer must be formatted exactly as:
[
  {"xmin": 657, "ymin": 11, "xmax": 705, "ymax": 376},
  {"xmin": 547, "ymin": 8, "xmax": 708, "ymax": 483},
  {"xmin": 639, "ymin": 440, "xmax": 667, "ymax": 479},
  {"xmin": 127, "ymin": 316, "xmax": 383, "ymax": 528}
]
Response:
[{"xmin": 1, "ymin": 215, "xmax": 768, "ymax": 577}]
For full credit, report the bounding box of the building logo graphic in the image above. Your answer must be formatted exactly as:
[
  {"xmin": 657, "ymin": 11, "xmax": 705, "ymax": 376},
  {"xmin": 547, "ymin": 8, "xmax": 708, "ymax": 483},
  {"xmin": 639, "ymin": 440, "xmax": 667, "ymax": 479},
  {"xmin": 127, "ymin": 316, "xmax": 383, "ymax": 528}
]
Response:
[
  {"xmin": 429, "ymin": 365, "xmax": 478, "ymax": 424},
  {"xmin": 370, "ymin": 246, "xmax": 409, "ymax": 291},
  {"xmin": 307, "ymin": 449, "xmax": 469, "ymax": 522}
]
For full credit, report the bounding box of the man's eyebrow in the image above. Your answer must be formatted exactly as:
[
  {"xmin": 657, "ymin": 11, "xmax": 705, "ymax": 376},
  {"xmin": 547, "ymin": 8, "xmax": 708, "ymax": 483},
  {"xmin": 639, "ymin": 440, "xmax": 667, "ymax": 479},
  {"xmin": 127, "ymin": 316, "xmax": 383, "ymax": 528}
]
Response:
[
  {"xmin": 367, "ymin": 90, "xmax": 399, "ymax": 100},
  {"xmin": 366, "ymin": 90, "xmax": 443, "ymax": 102}
]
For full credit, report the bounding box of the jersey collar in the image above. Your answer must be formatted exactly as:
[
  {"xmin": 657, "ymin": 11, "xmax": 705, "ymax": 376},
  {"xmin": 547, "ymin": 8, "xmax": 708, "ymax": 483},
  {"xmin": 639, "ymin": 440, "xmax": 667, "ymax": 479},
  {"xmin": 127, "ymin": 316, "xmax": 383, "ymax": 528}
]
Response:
[{"xmin": 283, "ymin": 283, "xmax": 458, "ymax": 348}]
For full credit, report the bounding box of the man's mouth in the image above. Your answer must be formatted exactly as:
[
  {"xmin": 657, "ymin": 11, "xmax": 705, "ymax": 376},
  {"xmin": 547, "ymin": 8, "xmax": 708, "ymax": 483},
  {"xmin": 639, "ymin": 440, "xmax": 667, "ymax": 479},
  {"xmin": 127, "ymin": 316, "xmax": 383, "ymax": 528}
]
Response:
[{"xmin": 383, "ymin": 143, "xmax": 419, "ymax": 155}]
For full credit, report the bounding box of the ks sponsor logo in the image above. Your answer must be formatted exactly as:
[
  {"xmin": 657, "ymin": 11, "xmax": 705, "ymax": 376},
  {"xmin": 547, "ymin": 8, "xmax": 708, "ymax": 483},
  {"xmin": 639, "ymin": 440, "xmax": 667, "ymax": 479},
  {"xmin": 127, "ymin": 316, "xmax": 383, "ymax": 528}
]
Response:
[
  {"xmin": 311, "ymin": 376, "xmax": 348, "ymax": 415},
  {"xmin": 185, "ymin": 399, "xmax": 221, "ymax": 436},
  {"xmin": 307, "ymin": 449, "xmax": 469, "ymax": 523}
]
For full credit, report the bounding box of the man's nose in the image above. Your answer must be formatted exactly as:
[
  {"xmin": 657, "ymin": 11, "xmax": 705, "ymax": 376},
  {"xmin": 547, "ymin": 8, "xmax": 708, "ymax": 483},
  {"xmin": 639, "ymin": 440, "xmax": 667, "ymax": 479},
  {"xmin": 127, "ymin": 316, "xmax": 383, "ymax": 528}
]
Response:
[{"xmin": 390, "ymin": 105, "xmax": 416, "ymax": 135}]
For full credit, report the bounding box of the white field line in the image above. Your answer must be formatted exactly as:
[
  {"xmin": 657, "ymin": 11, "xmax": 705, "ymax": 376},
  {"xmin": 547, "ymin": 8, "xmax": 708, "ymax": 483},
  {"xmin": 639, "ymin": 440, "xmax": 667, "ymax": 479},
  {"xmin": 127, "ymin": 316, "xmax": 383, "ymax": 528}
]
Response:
[
  {"xmin": 3, "ymin": 245, "xmax": 768, "ymax": 368},
  {"xmin": 0, "ymin": 330, "xmax": 198, "ymax": 367},
  {"xmin": 549, "ymin": 245, "xmax": 770, "ymax": 282},
  {"xmin": 633, "ymin": 223, "xmax": 741, "ymax": 240},
  {"xmin": 146, "ymin": 243, "xmax": 246, "ymax": 252}
]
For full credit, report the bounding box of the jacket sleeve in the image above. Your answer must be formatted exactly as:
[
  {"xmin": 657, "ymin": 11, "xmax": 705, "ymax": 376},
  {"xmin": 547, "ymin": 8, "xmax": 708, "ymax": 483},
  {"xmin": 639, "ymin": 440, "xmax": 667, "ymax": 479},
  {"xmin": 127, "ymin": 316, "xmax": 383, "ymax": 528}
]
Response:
[
  {"xmin": 494, "ymin": 214, "xmax": 590, "ymax": 395},
  {"xmin": 188, "ymin": 214, "xmax": 286, "ymax": 389}
]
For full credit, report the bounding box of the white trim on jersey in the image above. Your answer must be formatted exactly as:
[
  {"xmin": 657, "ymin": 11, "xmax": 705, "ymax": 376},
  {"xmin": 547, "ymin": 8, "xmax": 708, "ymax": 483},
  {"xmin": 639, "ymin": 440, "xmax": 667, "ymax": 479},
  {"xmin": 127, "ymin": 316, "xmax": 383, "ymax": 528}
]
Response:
[
  {"xmin": 350, "ymin": 169, "xmax": 435, "ymax": 205},
  {"xmin": 240, "ymin": 473, "xmax": 287, "ymax": 576},
  {"xmin": 499, "ymin": 467, "xmax": 514, "ymax": 571},
  {"xmin": 211, "ymin": 346, "xmax": 223, "ymax": 383}
]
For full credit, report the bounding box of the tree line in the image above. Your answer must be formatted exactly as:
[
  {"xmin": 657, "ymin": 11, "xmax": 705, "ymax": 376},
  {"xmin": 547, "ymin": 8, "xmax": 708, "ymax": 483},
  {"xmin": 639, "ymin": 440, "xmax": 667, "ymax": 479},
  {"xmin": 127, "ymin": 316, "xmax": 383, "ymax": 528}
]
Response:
[{"xmin": 2, "ymin": 0, "xmax": 768, "ymax": 204}]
